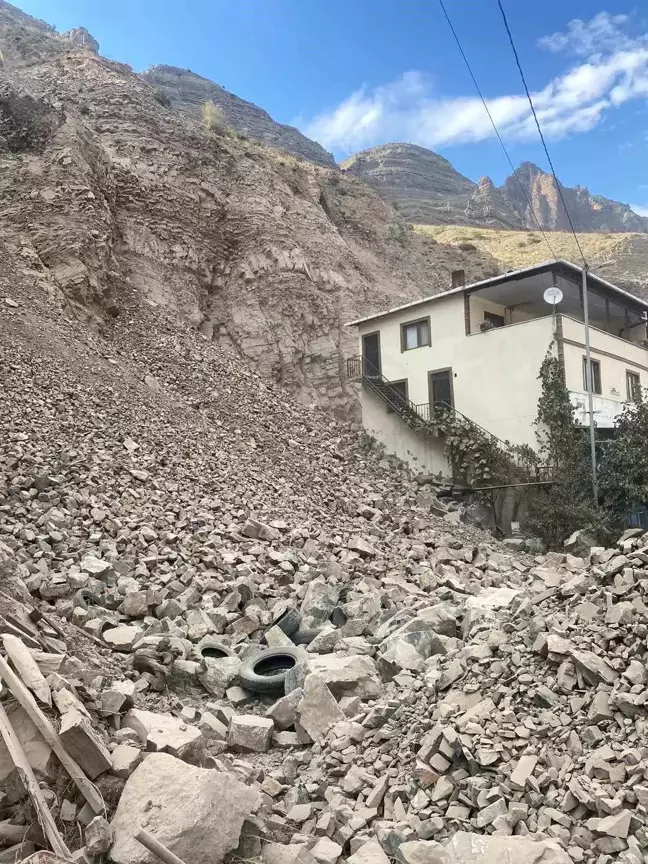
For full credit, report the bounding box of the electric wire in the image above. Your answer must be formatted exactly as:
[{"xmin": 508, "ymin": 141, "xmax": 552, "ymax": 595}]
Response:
[
  {"xmin": 437, "ymin": 0, "xmax": 558, "ymax": 262},
  {"xmin": 496, "ymin": 0, "xmax": 589, "ymax": 269}
]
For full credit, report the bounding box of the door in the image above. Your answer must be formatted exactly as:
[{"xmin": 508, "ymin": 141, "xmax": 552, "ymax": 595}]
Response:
[
  {"xmin": 429, "ymin": 369, "xmax": 453, "ymax": 411},
  {"xmin": 362, "ymin": 332, "xmax": 381, "ymax": 377}
]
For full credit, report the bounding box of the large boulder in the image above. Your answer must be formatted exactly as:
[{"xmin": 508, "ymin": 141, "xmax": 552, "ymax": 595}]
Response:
[
  {"xmin": 443, "ymin": 832, "xmax": 573, "ymax": 863},
  {"xmin": 110, "ymin": 753, "xmax": 260, "ymax": 864},
  {"xmin": 307, "ymin": 654, "xmax": 382, "ymax": 699}
]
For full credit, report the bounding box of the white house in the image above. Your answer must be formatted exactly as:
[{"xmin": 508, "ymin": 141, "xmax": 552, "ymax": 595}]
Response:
[{"xmin": 346, "ymin": 261, "xmax": 648, "ymax": 479}]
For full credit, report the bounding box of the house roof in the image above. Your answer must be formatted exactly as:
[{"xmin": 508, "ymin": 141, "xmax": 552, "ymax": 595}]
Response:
[{"xmin": 346, "ymin": 260, "xmax": 648, "ymax": 327}]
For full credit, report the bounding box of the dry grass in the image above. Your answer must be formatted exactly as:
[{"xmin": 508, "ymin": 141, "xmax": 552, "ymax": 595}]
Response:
[{"xmin": 413, "ymin": 224, "xmax": 636, "ymax": 269}]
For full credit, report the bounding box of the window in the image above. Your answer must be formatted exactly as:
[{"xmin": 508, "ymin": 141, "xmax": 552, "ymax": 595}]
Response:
[
  {"xmin": 387, "ymin": 380, "xmax": 408, "ymax": 413},
  {"xmin": 429, "ymin": 369, "xmax": 454, "ymax": 410},
  {"xmin": 627, "ymin": 370, "xmax": 641, "ymax": 403},
  {"xmin": 401, "ymin": 317, "xmax": 430, "ymax": 351},
  {"xmin": 582, "ymin": 357, "xmax": 602, "ymax": 394},
  {"xmin": 483, "ymin": 311, "xmax": 505, "ymax": 328}
]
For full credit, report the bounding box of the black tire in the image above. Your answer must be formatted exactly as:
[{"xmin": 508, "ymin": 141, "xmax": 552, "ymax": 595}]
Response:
[
  {"xmin": 274, "ymin": 607, "xmax": 301, "ymax": 636},
  {"xmin": 292, "ymin": 628, "xmax": 322, "ymax": 645},
  {"xmin": 238, "ymin": 648, "xmax": 301, "ymax": 693},
  {"xmin": 74, "ymin": 588, "xmax": 102, "ymax": 610},
  {"xmin": 198, "ymin": 639, "xmax": 236, "ymax": 661}
]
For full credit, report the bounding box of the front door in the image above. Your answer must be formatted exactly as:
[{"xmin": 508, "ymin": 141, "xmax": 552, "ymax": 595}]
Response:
[
  {"xmin": 362, "ymin": 332, "xmax": 381, "ymax": 377},
  {"xmin": 429, "ymin": 369, "xmax": 453, "ymax": 411}
]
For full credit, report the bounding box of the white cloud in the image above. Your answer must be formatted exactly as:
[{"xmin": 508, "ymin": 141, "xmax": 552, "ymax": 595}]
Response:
[
  {"xmin": 630, "ymin": 203, "xmax": 648, "ymax": 216},
  {"xmin": 538, "ymin": 12, "xmax": 638, "ymax": 57},
  {"xmin": 301, "ymin": 12, "xmax": 648, "ymax": 157}
]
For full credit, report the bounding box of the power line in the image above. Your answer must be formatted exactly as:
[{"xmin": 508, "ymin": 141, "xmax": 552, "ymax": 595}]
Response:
[
  {"xmin": 437, "ymin": 0, "xmax": 557, "ymax": 262},
  {"xmin": 496, "ymin": 0, "xmax": 588, "ymax": 268}
]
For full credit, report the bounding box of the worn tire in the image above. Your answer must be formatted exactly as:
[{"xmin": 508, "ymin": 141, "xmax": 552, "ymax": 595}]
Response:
[
  {"xmin": 238, "ymin": 648, "xmax": 301, "ymax": 693},
  {"xmin": 74, "ymin": 588, "xmax": 102, "ymax": 610},
  {"xmin": 197, "ymin": 639, "xmax": 237, "ymax": 661},
  {"xmin": 274, "ymin": 607, "xmax": 301, "ymax": 636},
  {"xmin": 292, "ymin": 628, "xmax": 322, "ymax": 646}
]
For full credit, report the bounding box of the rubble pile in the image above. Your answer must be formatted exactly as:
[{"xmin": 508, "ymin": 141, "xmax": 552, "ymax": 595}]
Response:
[{"xmin": 4, "ymin": 283, "xmax": 648, "ymax": 864}]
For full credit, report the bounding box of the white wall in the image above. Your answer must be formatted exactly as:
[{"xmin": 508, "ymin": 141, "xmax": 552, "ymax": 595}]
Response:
[
  {"xmin": 361, "ymin": 388, "xmax": 450, "ymax": 476},
  {"xmin": 561, "ymin": 314, "xmax": 648, "ymax": 418},
  {"xmin": 357, "ymin": 295, "xmax": 555, "ymax": 449}
]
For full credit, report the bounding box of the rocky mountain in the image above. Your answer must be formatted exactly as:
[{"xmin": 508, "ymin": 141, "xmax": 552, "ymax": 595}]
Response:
[
  {"xmin": 341, "ymin": 144, "xmax": 476, "ymax": 226},
  {"xmin": 140, "ymin": 65, "xmax": 336, "ymax": 168},
  {"xmin": 342, "ymin": 144, "xmax": 648, "ymax": 234},
  {"xmin": 0, "ymin": 0, "xmax": 495, "ymax": 420}
]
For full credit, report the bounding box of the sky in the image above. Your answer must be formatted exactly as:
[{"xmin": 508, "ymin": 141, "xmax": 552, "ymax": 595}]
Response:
[{"xmin": 17, "ymin": 0, "xmax": 648, "ymax": 216}]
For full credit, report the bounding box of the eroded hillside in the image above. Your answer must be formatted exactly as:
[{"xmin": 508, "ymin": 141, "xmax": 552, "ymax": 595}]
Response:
[{"xmin": 0, "ymin": 1, "xmax": 498, "ymax": 418}]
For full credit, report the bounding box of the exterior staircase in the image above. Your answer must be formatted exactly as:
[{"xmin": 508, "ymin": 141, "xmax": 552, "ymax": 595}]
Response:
[{"xmin": 346, "ymin": 355, "xmax": 549, "ymax": 486}]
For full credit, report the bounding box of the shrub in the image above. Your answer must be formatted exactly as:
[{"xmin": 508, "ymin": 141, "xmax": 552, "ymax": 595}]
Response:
[
  {"xmin": 201, "ymin": 100, "xmax": 225, "ymax": 132},
  {"xmin": 153, "ymin": 88, "xmax": 172, "ymax": 108},
  {"xmin": 458, "ymin": 241, "xmax": 476, "ymax": 252}
]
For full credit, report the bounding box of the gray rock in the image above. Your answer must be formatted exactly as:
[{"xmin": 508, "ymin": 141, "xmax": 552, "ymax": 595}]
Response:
[
  {"xmin": 442, "ymin": 832, "xmax": 573, "ymax": 863},
  {"xmin": 297, "ymin": 674, "xmax": 344, "ymax": 744},
  {"xmin": 227, "ymin": 715, "xmax": 274, "ymax": 752},
  {"xmin": 307, "ymin": 654, "xmax": 382, "ymax": 699},
  {"xmin": 110, "ymin": 753, "xmax": 260, "ymax": 864}
]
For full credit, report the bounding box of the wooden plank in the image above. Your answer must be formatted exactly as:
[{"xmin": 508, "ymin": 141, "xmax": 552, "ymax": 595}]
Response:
[
  {"xmin": 3, "ymin": 635, "xmax": 52, "ymax": 706},
  {"xmin": 0, "ymin": 655, "xmax": 104, "ymax": 814},
  {"xmin": 134, "ymin": 829, "xmax": 189, "ymax": 864},
  {"xmin": 0, "ymin": 701, "xmax": 71, "ymax": 860}
]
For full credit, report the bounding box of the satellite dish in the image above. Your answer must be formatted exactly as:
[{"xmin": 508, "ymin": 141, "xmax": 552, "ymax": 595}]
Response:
[{"xmin": 543, "ymin": 286, "xmax": 563, "ymax": 306}]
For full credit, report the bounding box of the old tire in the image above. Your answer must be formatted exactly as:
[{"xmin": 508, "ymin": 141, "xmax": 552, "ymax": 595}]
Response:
[
  {"xmin": 238, "ymin": 648, "xmax": 301, "ymax": 693},
  {"xmin": 197, "ymin": 639, "xmax": 236, "ymax": 661}
]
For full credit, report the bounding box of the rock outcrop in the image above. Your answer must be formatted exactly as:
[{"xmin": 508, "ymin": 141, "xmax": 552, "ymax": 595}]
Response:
[
  {"xmin": 342, "ymin": 144, "xmax": 475, "ymax": 226},
  {"xmin": 140, "ymin": 65, "xmax": 336, "ymax": 167},
  {"xmin": 343, "ymin": 144, "xmax": 648, "ymax": 234}
]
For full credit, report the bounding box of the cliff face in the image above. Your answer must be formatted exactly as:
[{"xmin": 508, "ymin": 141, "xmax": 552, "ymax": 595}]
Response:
[
  {"xmin": 140, "ymin": 65, "xmax": 336, "ymax": 168},
  {"xmin": 341, "ymin": 143, "xmax": 475, "ymax": 225},
  {"xmin": 502, "ymin": 162, "xmax": 648, "ymax": 234},
  {"xmin": 343, "ymin": 144, "xmax": 648, "ymax": 234},
  {"xmin": 0, "ymin": 1, "xmax": 496, "ymax": 419}
]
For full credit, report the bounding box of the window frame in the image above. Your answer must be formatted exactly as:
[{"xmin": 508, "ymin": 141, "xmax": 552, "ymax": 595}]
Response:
[
  {"xmin": 428, "ymin": 367, "xmax": 455, "ymax": 412},
  {"xmin": 400, "ymin": 316, "xmax": 431, "ymax": 352},
  {"xmin": 626, "ymin": 369, "xmax": 641, "ymax": 403},
  {"xmin": 582, "ymin": 356, "xmax": 602, "ymax": 395},
  {"xmin": 386, "ymin": 378, "xmax": 409, "ymax": 414}
]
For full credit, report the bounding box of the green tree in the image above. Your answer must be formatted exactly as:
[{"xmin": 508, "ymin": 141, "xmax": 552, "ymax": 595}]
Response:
[{"xmin": 599, "ymin": 395, "xmax": 648, "ymax": 520}]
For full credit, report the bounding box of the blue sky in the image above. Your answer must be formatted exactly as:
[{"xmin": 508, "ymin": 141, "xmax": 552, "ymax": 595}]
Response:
[{"xmin": 18, "ymin": 0, "xmax": 648, "ymax": 215}]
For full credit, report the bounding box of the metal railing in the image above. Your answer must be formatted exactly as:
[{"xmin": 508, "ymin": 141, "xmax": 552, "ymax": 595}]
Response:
[{"xmin": 346, "ymin": 354, "xmax": 552, "ymax": 482}]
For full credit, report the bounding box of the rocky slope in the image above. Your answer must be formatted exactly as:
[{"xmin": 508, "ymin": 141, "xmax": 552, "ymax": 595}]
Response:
[
  {"xmin": 140, "ymin": 65, "xmax": 336, "ymax": 167},
  {"xmin": 415, "ymin": 225, "xmax": 648, "ymax": 296},
  {"xmin": 0, "ymin": 0, "xmax": 497, "ymax": 419},
  {"xmin": 342, "ymin": 144, "xmax": 648, "ymax": 234},
  {"xmin": 341, "ymin": 144, "xmax": 476, "ymax": 226}
]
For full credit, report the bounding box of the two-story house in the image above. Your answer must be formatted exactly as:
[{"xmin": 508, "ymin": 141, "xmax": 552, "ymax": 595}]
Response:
[{"xmin": 346, "ymin": 260, "xmax": 648, "ymax": 478}]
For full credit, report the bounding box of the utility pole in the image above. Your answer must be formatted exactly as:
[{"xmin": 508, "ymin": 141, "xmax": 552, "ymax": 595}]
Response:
[{"xmin": 582, "ymin": 265, "xmax": 598, "ymax": 501}]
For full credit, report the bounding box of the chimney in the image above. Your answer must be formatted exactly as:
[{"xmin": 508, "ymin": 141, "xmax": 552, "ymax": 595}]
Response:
[{"xmin": 452, "ymin": 269, "xmax": 465, "ymax": 289}]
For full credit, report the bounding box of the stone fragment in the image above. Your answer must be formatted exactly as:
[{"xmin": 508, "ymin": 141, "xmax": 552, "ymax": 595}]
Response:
[
  {"xmin": 307, "ymin": 654, "xmax": 381, "ymax": 699},
  {"xmin": 110, "ymin": 753, "xmax": 260, "ymax": 864},
  {"xmin": 227, "ymin": 715, "xmax": 274, "ymax": 752},
  {"xmin": 110, "ymin": 744, "xmax": 142, "ymax": 779},
  {"xmin": 297, "ymin": 674, "xmax": 344, "ymax": 744},
  {"xmin": 596, "ymin": 809, "xmax": 632, "ymax": 839},
  {"xmin": 348, "ymin": 840, "xmax": 390, "ymax": 864},
  {"xmin": 198, "ymin": 657, "xmax": 241, "ymax": 698},
  {"xmin": 85, "ymin": 816, "xmax": 113, "ymax": 858},
  {"xmin": 122, "ymin": 709, "xmax": 203, "ymax": 759},
  {"xmin": 103, "ymin": 625, "xmax": 144, "ymax": 652},
  {"xmin": 310, "ymin": 838, "xmax": 343, "ymax": 864},
  {"xmin": 443, "ymin": 832, "xmax": 573, "ymax": 863},
  {"xmin": 510, "ymin": 754, "xmax": 537, "ymax": 790},
  {"xmin": 59, "ymin": 708, "xmax": 111, "ymax": 779}
]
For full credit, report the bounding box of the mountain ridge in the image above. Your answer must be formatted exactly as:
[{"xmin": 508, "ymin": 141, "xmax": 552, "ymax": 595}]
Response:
[{"xmin": 342, "ymin": 143, "xmax": 648, "ymax": 235}]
